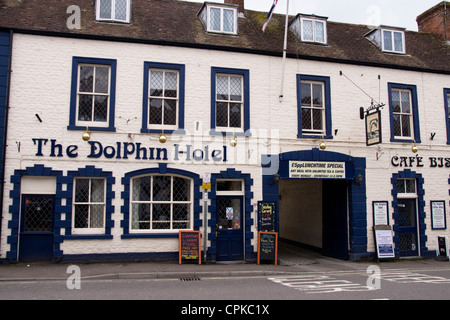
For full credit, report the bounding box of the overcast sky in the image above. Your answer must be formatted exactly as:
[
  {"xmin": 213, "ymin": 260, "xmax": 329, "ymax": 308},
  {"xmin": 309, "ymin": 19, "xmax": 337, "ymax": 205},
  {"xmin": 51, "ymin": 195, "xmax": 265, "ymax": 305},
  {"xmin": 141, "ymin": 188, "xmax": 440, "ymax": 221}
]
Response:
[{"xmin": 183, "ymin": 0, "xmax": 442, "ymax": 31}]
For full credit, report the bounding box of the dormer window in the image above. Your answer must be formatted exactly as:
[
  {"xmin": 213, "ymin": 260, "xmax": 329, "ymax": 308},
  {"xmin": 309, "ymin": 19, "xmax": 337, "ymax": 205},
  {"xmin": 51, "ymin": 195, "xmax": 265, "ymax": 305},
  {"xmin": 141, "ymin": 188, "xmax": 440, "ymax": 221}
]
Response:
[
  {"xmin": 198, "ymin": 3, "xmax": 238, "ymax": 35},
  {"xmin": 96, "ymin": 0, "xmax": 131, "ymax": 23},
  {"xmin": 365, "ymin": 27, "xmax": 406, "ymax": 54},
  {"xmin": 289, "ymin": 14, "xmax": 328, "ymax": 45}
]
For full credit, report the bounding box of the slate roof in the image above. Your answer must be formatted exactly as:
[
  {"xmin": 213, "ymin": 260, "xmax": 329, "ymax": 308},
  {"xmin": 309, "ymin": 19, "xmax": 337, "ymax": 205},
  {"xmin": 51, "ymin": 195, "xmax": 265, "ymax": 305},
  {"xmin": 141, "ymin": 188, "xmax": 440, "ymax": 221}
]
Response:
[{"xmin": 0, "ymin": 0, "xmax": 449, "ymax": 73}]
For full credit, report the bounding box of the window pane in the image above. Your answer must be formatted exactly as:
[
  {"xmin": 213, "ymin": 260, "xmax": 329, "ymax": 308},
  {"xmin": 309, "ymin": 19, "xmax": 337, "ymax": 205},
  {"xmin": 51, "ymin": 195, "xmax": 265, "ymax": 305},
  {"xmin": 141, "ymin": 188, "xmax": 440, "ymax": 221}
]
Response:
[
  {"xmin": 396, "ymin": 180, "xmax": 406, "ymax": 193},
  {"xmin": 210, "ymin": 7, "xmax": 221, "ymax": 31},
  {"xmin": 312, "ymin": 83, "xmax": 323, "ymax": 107},
  {"xmin": 394, "ymin": 32, "xmax": 403, "ymax": 52},
  {"xmin": 150, "ymin": 71, "xmax": 163, "ymax": 97},
  {"xmin": 91, "ymin": 179, "xmax": 105, "ymax": 203},
  {"xmin": 78, "ymin": 95, "xmax": 93, "ymax": 121},
  {"xmin": 164, "ymin": 100, "xmax": 177, "ymax": 125},
  {"xmin": 173, "ymin": 177, "xmax": 191, "ymax": 201},
  {"xmin": 75, "ymin": 179, "xmax": 90, "ymax": 203},
  {"xmin": 300, "ymin": 82, "xmax": 311, "ymax": 106},
  {"xmin": 79, "ymin": 66, "xmax": 94, "ymax": 93},
  {"xmin": 99, "ymin": 0, "xmax": 112, "ymax": 19},
  {"xmin": 94, "ymin": 95, "xmax": 108, "ymax": 122},
  {"xmin": 132, "ymin": 176, "xmax": 151, "ymax": 201},
  {"xmin": 95, "ymin": 67, "xmax": 109, "ymax": 94},
  {"xmin": 392, "ymin": 90, "xmax": 401, "ymax": 113},
  {"xmin": 173, "ymin": 204, "xmax": 190, "ymax": 229},
  {"xmin": 302, "ymin": 108, "xmax": 312, "ymax": 130},
  {"xmin": 132, "ymin": 203, "xmax": 150, "ymax": 229},
  {"xmin": 216, "ymin": 102, "xmax": 229, "ymax": 127},
  {"xmin": 149, "ymin": 98, "xmax": 163, "ymax": 124},
  {"xmin": 74, "ymin": 205, "xmax": 89, "ymax": 228},
  {"xmin": 164, "ymin": 72, "xmax": 178, "ymax": 98},
  {"xmin": 223, "ymin": 9, "xmax": 234, "ymax": 32},
  {"xmin": 406, "ymin": 180, "xmax": 416, "ymax": 193},
  {"xmin": 393, "ymin": 114, "xmax": 401, "ymax": 136},
  {"xmin": 152, "ymin": 204, "xmax": 170, "ymax": 229},
  {"xmin": 90, "ymin": 204, "xmax": 104, "ymax": 228},
  {"xmin": 312, "ymin": 108, "xmax": 323, "ymax": 130},
  {"xmin": 401, "ymin": 91, "xmax": 411, "ymax": 114},
  {"xmin": 229, "ymin": 76, "xmax": 242, "ymax": 101},
  {"xmin": 217, "ymin": 180, "xmax": 242, "ymax": 191},
  {"xmin": 303, "ymin": 20, "xmax": 313, "ymax": 41},
  {"xmin": 115, "ymin": 0, "xmax": 128, "ymax": 21},
  {"xmin": 401, "ymin": 115, "xmax": 411, "ymax": 137},
  {"xmin": 153, "ymin": 176, "xmax": 171, "ymax": 201},
  {"xmin": 383, "ymin": 30, "xmax": 393, "ymax": 51},
  {"xmin": 229, "ymin": 103, "xmax": 242, "ymax": 128},
  {"xmin": 217, "ymin": 75, "xmax": 229, "ymax": 100},
  {"xmin": 315, "ymin": 21, "xmax": 325, "ymax": 42}
]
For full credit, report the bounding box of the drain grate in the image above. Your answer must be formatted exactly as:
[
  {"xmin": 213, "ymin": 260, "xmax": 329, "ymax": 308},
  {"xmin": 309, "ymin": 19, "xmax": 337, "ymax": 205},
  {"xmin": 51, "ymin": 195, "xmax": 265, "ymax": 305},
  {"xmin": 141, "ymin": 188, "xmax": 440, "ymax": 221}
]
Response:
[{"xmin": 180, "ymin": 277, "xmax": 201, "ymax": 282}]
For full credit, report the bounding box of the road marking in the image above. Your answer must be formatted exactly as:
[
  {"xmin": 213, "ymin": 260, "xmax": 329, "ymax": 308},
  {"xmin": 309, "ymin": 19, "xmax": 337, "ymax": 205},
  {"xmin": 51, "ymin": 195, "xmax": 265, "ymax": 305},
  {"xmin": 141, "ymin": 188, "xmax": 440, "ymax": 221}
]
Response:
[{"xmin": 379, "ymin": 272, "xmax": 450, "ymax": 284}]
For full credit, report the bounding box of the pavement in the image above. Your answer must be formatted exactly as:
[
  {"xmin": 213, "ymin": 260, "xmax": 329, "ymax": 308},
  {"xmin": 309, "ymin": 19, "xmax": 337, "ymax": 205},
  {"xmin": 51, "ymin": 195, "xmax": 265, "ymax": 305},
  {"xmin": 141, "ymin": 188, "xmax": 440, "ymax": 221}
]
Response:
[{"xmin": 0, "ymin": 242, "xmax": 448, "ymax": 282}]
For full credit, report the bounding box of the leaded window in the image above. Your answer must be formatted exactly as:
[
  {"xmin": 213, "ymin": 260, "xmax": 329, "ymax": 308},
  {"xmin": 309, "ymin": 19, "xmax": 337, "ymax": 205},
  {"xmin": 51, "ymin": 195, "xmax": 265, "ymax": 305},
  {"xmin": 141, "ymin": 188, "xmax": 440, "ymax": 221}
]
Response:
[
  {"xmin": 97, "ymin": 0, "xmax": 131, "ymax": 23},
  {"xmin": 301, "ymin": 18, "xmax": 327, "ymax": 44},
  {"xmin": 392, "ymin": 89, "xmax": 413, "ymax": 139},
  {"xmin": 382, "ymin": 30, "xmax": 405, "ymax": 53},
  {"xmin": 77, "ymin": 64, "xmax": 110, "ymax": 125},
  {"xmin": 207, "ymin": 5, "xmax": 237, "ymax": 34},
  {"xmin": 73, "ymin": 178, "xmax": 106, "ymax": 232},
  {"xmin": 149, "ymin": 70, "xmax": 178, "ymax": 128},
  {"xmin": 131, "ymin": 175, "xmax": 192, "ymax": 231},
  {"xmin": 216, "ymin": 74, "xmax": 243, "ymax": 129},
  {"xmin": 300, "ymin": 81, "xmax": 325, "ymax": 135}
]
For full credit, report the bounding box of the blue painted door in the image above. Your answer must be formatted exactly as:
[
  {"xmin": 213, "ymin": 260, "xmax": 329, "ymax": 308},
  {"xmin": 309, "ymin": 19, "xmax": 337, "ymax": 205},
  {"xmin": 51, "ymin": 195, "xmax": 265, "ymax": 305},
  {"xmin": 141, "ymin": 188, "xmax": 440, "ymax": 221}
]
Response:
[
  {"xmin": 19, "ymin": 195, "xmax": 55, "ymax": 262},
  {"xmin": 216, "ymin": 197, "xmax": 243, "ymax": 261},
  {"xmin": 397, "ymin": 199, "xmax": 419, "ymax": 257}
]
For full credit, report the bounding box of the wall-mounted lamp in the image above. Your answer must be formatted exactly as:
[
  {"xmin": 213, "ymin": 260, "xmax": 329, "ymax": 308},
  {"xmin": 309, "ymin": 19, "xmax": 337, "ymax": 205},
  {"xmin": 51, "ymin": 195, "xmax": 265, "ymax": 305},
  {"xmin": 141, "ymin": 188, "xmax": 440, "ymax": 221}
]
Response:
[
  {"xmin": 159, "ymin": 130, "xmax": 167, "ymax": 144},
  {"xmin": 272, "ymin": 173, "xmax": 280, "ymax": 185},
  {"xmin": 354, "ymin": 174, "xmax": 363, "ymax": 186},
  {"xmin": 411, "ymin": 141, "xmax": 418, "ymax": 154},
  {"xmin": 82, "ymin": 127, "xmax": 91, "ymax": 141},
  {"xmin": 230, "ymin": 135, "xmax": 237, "ymax": 147}
]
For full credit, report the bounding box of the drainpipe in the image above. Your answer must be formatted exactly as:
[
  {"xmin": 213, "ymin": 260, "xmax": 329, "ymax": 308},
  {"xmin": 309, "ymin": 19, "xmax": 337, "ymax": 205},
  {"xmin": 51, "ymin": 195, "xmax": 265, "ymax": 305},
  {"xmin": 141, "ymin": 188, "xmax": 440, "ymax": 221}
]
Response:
[{"xmin": 0, "ymin": 30, "xmax": 13, "ymax": 252}]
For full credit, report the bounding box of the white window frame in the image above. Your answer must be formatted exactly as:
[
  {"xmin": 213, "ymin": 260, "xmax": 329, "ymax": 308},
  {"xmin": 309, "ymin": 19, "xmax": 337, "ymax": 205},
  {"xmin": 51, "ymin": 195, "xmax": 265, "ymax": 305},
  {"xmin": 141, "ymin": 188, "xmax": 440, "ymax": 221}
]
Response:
[
  {"xmin": 392, "ymin": 89, "xmax": 414, "ymax": 140},
  {"xmin": 207, "ymin": 5, "xmax": 238, "ymax": 35},
  {"xmin": 300, "ymin": 80, "xmax": 326, "ymax": 135},
  {"xmin": 148, "ymin": 68, "xmax": 180, "ymax": 131},
  {"xmin": 215, "ymin": 73, "xmax": 244, "ymax": 132},
  {"xmin": 96, "ymin": 0, "xmax": 131, "ymax": 23},
  {"xmin": 130, "ymin": 175, "xmax": 194, "ymax": 234},
  {"xmin": 72, "ymin": 178, "xmax": 106, "ymax": 235},
  {"xmin": 382, "ymin": 29, "xmax": 405, "ymax": 54},
  {"xmin": 76, "ymin": 63, "xmax": 111, "ymax": 128},
  {"xmin": 396, "ymin": 179, "xmax": 417, "ymax": 199},
  {"xmin": 301, "ymin": 18, "xmax": 327, "ymax": 44}
]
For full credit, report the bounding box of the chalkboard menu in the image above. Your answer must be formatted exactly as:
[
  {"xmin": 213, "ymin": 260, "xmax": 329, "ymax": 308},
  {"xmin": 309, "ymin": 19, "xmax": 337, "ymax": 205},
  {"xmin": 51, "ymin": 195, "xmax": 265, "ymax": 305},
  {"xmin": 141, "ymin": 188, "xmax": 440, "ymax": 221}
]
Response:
[
  {"xmin": 179, "ymin": 230, "xmax": 201, "ymax": 265},
  {"xmin": 257, "ymin": 231, "xmax": 278, "ymax": 265},
  {"xmin": 258, "ymin": 202, "xmax": 276, "ymax": 232}
]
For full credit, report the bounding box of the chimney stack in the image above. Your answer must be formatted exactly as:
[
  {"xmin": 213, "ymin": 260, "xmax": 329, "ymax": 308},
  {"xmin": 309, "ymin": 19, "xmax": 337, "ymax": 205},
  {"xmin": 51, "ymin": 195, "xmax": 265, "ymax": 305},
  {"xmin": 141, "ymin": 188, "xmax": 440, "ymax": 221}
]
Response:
[
  {"xmin": 225, "ymin": 0, "xmax": 245, "ymax": 14},
  {"xmin": 416, "ymin": 1, "xmax": 449, "ymax": 42}
]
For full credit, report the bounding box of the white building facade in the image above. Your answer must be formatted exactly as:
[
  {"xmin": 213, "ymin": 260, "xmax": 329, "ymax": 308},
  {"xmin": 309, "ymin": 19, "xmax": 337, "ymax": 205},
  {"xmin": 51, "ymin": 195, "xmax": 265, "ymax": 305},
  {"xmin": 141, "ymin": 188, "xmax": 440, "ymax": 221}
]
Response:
[{"xmin": 0, "ymin": 0, "xmax": 449, "ymax": 263}]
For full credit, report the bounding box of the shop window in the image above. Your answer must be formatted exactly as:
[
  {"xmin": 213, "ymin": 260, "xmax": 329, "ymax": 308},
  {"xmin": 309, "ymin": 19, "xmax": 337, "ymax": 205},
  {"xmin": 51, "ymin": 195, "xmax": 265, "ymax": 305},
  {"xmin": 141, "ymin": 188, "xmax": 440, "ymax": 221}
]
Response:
[
  {"xmin": 211, "ymin": 67, "xmax": 250, "ymax": 136},
  {"xmin": 130, "ymin": 175, "xmax": 193, "ymax": 232},
  {"xmin": 198, "ymin": 4, "xmax": 238, "ymax": 35},
  {"xmin": 142, "ymin": 62, "xmax": 185, "ymax": 133},
  {"xmin": 73, "ymin": 178, "xmax": 106, "ymax": 234},
  {"xmin": 69, "ymin": 57, "xmax": 117, "ymax": 132},
  {"xmin": 296, "ymin": 74, "xmax": 332, "ymax": 139},
  {"xmin": 96, "ymin": 0, "xmax": 131, "ymax": 23},
  {"xmin": 445, "ymin": 88, "xmax": 450, "ymax": 144},
  {"xmin": 388, "ymin": 83, "xmax": 420, "ymax": 143}
]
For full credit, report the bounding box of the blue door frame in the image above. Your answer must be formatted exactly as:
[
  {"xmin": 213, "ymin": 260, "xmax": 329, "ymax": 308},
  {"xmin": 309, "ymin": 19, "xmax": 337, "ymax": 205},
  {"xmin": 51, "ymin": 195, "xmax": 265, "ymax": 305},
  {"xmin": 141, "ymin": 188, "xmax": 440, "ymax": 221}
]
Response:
[{"xmin": 19, "ymin": 195, "xmax": 55, "ymax": 262}]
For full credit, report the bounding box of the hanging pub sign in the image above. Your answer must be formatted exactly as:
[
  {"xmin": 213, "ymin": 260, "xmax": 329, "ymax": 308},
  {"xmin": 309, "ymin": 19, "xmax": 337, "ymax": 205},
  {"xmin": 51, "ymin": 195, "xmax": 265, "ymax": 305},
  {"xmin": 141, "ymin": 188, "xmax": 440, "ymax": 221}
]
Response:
[
  {"xmin": 258, "ymin": 201, "xmax": 276, "ymax": 232},
  {"xmin": 366, "ymin": 110, "xmax": 382, "ymax": 146}
]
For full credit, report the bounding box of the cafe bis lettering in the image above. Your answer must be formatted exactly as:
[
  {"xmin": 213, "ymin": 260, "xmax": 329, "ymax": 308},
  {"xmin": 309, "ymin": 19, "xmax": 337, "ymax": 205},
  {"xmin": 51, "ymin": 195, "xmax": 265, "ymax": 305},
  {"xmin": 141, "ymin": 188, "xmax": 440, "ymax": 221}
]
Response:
[
  {"xmin": 31, "ymin": 138, "xmax": 228, "ymax": 163},
  {"xmin": 391, "ymin": 155, "xmax": 450, "ymax": 168}
]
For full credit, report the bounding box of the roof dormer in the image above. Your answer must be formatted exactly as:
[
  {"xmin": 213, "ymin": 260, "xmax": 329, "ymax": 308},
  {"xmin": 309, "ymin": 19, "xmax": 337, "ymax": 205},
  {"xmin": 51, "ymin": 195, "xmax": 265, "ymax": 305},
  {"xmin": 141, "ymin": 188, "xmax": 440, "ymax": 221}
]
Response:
[
  {"xmin": 96, "ymin": 0, "xmax": 131, "ymax": 23},
  {"xmin": 365, "ymin": 26, "xmax": 406, "ymax": 54},
  {"xmin": 289, "ymin": 14, "xmax": 328, "ymax": 45},
  {"xmin": 198, "ymin": 2, "xmax": 238, "ymax": 35}
]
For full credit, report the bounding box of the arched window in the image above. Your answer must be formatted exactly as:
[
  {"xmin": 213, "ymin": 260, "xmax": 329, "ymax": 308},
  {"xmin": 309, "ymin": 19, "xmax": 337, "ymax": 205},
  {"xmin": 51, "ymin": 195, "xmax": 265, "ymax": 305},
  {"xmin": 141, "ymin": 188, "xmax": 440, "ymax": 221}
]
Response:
[{"xmin": 130, "ymin": 175, "xmax": 193, "ymax": 232}]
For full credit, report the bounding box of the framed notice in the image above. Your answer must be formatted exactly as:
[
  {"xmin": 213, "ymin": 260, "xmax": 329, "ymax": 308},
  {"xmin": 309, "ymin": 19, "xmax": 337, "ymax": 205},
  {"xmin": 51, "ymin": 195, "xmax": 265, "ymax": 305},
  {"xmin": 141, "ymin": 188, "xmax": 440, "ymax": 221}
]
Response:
[
  {"xmin": 179, "ymin": 230, "xmax": 201, "ymax": 265},
  {"xmin": 257, "ymin": 231, "xmax": 278, "ymax": 265},
  {"xmin": 373, "ymin": 201, "xmax": 389, "ymax": 226},
  {"xmin": 373, "ymin": 225, "xmax": 395, "ymax": 259},
  {"xmin": 366, "ymin": 110, "xmax": 382, "ymax": 146},
  {"xmin": 431, "ymin": 201, "xmax": 447, "ymax": 230}
]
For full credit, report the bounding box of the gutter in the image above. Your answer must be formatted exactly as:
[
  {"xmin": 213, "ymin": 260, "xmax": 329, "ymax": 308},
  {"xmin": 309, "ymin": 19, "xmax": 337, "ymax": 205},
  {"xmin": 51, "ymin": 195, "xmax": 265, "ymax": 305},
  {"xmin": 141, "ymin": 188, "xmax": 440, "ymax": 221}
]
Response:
[{"xmin": 0, "ymin": 29, "xmax": 13, "ymax": 252}]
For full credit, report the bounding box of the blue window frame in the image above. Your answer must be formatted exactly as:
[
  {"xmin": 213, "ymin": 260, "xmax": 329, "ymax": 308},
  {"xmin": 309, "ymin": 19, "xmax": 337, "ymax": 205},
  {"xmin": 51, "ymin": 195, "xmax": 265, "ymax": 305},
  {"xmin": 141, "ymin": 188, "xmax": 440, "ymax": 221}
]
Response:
[
  {"xmin": 68, "ymin": 57, "xmax": 117, "ymax": 132},
  {"xmin": 210, "ymin": 67, "xmax": 250, "ymax": 136},
  {"xmin": 296, "ymin": 74, "xmax": 332, "ymax": 139},
  {"xmin": 444, "ymin": 88, "xmax": 450, "ymax": 144},
  {"xmin": 388, "ymin": 83, "xmax": 420, "ymax": 143},
  {"xmin": 141, "ymin": 62, "xmax": 185, "ymax": 134}
]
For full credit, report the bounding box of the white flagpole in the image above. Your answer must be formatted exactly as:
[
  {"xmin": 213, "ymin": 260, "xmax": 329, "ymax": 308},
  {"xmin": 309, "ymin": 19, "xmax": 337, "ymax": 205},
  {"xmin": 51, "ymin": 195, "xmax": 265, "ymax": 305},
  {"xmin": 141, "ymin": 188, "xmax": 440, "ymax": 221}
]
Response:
[{"xmin": 280, "ymin": 0, "xmax": 289, "ymax": 101}]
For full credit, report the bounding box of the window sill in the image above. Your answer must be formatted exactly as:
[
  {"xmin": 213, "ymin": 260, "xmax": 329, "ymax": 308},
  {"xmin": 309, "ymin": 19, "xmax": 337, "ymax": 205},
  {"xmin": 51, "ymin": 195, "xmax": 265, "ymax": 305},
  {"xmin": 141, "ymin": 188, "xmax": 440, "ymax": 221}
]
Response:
[
  {"xmin": 67, "ymin": 125, "xmax": 116, "ymax": 132},
  {"xmin": 122, "ymin": 233, "xmax": 179, "ymax": 239},
  {"xmin": 64, "ymin": 234, "xmax": 113, "ymax": 240}
]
